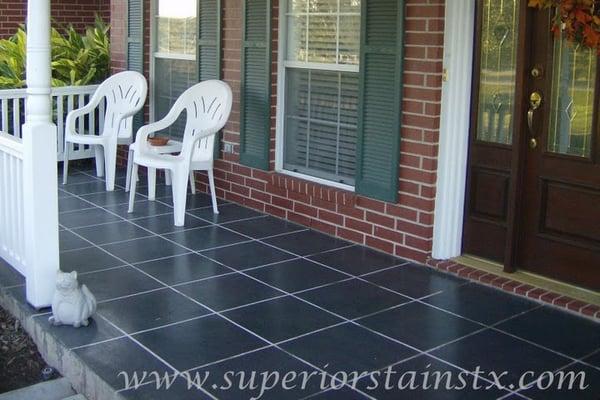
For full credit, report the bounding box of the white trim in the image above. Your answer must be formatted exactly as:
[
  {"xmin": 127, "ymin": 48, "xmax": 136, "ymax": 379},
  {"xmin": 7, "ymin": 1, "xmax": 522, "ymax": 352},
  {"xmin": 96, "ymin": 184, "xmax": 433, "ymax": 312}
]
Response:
[
  {"xmin": 283, "ymin": 61, "xmax": 359, "ymax": 73},
  {"xmin": 153, "ymin": 52, "xmax": 195, "ymax": 61},
  {"xmin": 275, "ymin": 168, "xmax": 355, "ymax": 192},
  {"xmin": 432, "ymin": 0, "xmax": 476, "ymax": 260}
]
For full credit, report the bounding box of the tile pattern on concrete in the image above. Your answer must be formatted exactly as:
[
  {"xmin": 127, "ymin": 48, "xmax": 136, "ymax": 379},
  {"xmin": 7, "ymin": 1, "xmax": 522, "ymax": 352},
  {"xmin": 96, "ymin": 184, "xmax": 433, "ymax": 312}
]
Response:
[{"xmin": 0, "ymin": 166, "xmax": 598, "ymax": 400}]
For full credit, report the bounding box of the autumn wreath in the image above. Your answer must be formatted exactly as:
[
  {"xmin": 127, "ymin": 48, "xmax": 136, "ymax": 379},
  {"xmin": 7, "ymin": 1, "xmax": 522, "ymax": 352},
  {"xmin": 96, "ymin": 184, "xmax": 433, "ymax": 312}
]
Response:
[{"xmin": 529, "ymin": 0, "xmax": 600, "ymax": 52}]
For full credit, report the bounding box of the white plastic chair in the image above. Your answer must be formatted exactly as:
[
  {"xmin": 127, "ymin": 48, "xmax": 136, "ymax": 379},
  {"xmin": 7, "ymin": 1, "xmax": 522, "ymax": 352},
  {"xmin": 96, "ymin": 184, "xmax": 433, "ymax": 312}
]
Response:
[
  {"xmin": 63, "ymin": 71, "xmax": 148, "ymax": 191},
  {"xmin": 128, "ymin": 80, "xmax": 232, "ymax": 226}
]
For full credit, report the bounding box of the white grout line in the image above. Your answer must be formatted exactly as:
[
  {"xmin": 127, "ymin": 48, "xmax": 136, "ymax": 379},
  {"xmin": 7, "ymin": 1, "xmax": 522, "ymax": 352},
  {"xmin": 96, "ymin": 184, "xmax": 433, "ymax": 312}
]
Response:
[{"xmin": 57, "ymin": 167, "xmax": 600, "ymax": 398}]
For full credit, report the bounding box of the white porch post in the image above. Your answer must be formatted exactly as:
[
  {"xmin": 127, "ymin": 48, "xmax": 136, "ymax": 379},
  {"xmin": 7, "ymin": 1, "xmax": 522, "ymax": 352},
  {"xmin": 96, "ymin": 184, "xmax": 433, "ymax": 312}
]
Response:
[
  {"xmin": 22, "ymin": 0, "xmax": 60, "ymax": 308},
  {"xmin": 431, "ymin": 0, "xmax": 476, "ymax": 260}
]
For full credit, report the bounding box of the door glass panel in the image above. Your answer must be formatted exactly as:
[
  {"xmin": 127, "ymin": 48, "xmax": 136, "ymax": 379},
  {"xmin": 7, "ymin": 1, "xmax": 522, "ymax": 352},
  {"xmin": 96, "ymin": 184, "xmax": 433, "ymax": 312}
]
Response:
[
  {"xmin": 548, "ymin": 38, "xmax": 597, "ymax": 158},
  {"xmin": 475, "ymin": 0, "xmax": 519, "ymax": 145}
]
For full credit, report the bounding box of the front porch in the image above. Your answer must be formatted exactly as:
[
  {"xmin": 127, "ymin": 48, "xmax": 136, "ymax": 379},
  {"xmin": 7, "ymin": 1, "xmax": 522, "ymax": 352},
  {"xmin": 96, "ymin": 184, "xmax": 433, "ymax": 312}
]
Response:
[{"xmin": 1, "ymin": 163, "xmax": 599, "ymax": 400}]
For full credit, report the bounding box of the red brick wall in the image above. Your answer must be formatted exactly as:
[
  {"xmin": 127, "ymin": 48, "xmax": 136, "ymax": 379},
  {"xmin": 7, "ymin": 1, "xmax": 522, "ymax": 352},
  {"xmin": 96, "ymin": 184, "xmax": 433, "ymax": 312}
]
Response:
[
  {"xmin": 115, "ymin": 0, "xmax": 446, "ymax": 265},
  {"xmin": 0, "ymin": 0, "xmax": 110, "ymax": 38}
]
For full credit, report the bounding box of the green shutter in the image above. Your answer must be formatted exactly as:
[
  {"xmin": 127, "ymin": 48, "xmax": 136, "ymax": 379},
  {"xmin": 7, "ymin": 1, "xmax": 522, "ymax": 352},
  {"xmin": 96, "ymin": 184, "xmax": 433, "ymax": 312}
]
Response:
[
  {"xmin": 197, "ymin": 0, "xmax": 223, "ymax": 159},
  {"xmin": 239, "ymin": 0, "xmax": 271, "ymax": 170},
  {"xmin": 355, "ymin": 0, "xmax": 405, "ymax": 203},
  {"xmin": 127, "ymin": 0, "xmax": 144, "ymax": 132}
]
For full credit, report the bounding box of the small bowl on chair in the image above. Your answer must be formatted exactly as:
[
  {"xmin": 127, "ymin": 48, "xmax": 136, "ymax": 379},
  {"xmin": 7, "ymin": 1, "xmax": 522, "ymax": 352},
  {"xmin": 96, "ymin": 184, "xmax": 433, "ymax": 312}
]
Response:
[{"xmin": 147, "ymin": 136, "xmax": 169, "ymax": 146}]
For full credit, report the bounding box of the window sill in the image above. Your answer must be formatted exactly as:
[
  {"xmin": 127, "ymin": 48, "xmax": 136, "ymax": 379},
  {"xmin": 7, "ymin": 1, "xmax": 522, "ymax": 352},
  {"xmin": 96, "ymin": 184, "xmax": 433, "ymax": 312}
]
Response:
[{"xmin": 275, "ymin": 168, "xmax": 355, "ymax": 193}]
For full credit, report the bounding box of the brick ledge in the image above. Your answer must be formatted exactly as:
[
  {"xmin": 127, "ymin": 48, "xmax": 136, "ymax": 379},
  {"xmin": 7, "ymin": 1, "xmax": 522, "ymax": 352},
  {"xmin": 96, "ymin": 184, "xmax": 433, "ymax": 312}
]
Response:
[{"xmin": 425, "ymin": 257, "xmax": 600, "ymax": 322}]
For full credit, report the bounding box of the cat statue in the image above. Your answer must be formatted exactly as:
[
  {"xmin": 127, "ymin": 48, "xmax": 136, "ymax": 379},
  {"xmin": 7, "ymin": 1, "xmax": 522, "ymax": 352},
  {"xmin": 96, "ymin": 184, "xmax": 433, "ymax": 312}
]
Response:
[{"xmin": 49, "ymin": 271, "xmax": 97, "ymax": 328}]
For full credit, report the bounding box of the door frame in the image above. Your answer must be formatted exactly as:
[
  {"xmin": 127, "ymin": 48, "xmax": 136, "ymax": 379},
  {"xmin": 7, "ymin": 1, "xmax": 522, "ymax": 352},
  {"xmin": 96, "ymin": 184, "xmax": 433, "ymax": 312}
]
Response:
[{"xmin": 433, "ymin": 0, "xmax": 530, "ymax": 273}]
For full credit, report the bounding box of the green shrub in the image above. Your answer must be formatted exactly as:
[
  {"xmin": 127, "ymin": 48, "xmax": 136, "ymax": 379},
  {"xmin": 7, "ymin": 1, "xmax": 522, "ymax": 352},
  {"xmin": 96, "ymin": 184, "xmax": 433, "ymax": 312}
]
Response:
[{"xmin": 0, "ymin": 16, "xmax": 110, "ymax": 89}]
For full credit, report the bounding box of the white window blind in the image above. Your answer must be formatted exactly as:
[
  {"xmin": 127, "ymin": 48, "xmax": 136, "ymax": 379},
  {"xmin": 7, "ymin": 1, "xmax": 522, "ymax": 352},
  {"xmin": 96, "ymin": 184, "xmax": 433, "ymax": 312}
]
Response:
[{"xmin": 282, "ymin": 0, "xmax": 361, "ymax": 185}]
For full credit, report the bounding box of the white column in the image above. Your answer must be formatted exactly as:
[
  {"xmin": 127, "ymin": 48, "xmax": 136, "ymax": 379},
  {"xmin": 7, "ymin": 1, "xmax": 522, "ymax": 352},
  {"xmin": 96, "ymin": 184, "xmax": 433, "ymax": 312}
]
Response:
[
  {"xmin": 431, "ymin": 0, "xmax": 476, "ymax": 260},
  {"xmin": 22, "ymin": 0, "xmax": 60, "ymax": 308}
]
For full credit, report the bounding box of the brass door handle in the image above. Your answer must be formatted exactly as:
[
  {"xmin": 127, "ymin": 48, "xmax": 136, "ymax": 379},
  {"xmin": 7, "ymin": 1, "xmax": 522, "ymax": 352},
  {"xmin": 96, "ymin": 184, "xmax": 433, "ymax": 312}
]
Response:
[{"xmin": 527, "ymin": 91, "xmax": 542, "ymax": 141}]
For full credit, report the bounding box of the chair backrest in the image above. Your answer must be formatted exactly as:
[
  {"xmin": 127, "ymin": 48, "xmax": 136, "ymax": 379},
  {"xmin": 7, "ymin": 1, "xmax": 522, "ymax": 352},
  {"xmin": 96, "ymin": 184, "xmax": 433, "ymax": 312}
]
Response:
[
  {"xmin": 94, "ymin": 71, "xmax": 147, "ymax": 140},
  {"xmin": 174, "ymin": 80, "xmax": 233, "ymax": 163}
]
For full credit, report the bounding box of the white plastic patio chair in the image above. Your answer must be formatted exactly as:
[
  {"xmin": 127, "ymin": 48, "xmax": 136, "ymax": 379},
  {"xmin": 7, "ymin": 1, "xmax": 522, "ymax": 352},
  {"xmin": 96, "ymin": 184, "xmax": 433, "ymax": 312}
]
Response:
[
  {"xmin": 128, "ymin": 80, "xmax": 232, "ymax": 226},
  {"xmin": 63, "ymin": 71, "xmax": 148, "ymax": 191}
]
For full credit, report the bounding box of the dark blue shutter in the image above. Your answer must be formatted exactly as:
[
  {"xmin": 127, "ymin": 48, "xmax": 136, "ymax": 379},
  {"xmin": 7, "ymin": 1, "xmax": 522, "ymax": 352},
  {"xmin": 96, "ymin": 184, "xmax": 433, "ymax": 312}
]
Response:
[
  {"xmin": 197, "ymin": 0, "xmax": 223, "ymax": 159},
  {"xmin": 355, "ymin": 0, "xmax": 405, "ymax": 202},
  {"xmin": 127, "ymin": 0, "xmax": 144, "ymax": 132},
  {"xmin": 239, "ymin": 0, "xmax": 271, "ymax": 170}
]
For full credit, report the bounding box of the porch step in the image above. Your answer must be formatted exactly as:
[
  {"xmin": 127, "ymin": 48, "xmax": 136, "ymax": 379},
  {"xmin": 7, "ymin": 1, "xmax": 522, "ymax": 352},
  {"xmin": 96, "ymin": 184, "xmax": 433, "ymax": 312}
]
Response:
[{"xmin": 0, "ymin": 378, "xmax": 75, "ymax": 400}]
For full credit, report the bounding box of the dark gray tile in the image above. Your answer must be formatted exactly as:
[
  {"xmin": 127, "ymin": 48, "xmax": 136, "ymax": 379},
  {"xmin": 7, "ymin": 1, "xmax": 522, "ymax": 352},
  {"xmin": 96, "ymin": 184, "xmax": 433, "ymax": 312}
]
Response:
[
  {"xmin": 432, "ymin": 329, "xmax": 571, "ymax": 387},
  {"xmin": 62, "ymin": 180, "xmax": 108, "ymax": 195},
  {"xmin": 34, "ymin": 314, "xmax": 122, "ymax": 349},
  {"xmin": 0, "ymin": 258, "xmax": 25, "ymax": 287},
  {"xmin": 80, "ymin": 190, "xmax": 134, "ymax": 207},
  {"xmin": 177, "ymin": 273, "xmax": 282, "ymax": 311},
  {"xmin": 224, "ymin": 296, "xmax": 342, "ymax": 343},
  {"xmin": 79, "ymin": 266, "xmax": 164, "ymax": 301},
  {"xmin": 59, "ymin": 230, "xmax": 91, "ymax": 252},
  {"xmin": 58, "ymin": 196, "xmax": 94, "ymax": 213},
  {"xmin": 496, "ymin": 307, "xmax": 600, "ymax": 359},
  {"xmin": 365, "ymin": 264, "xmax": 467, "ymax": 299},
  {"xmin": 298, "ymin": 279, "xmax": 411, "ymax": 319},
  {"xmin": 135, "ymin": 253, "xmax": 229, "ymax": 286},
  {"xmin": 521, "ymin": 361, "xmax": 600, "ymax": 399},
  {"xmin": 424, "ymin": 283, "xmax": 539, "ymax": 325},
  {"xmin": 101, "ymin": 236, "xmax": 188, "ymax": 264},
  {"xmin": 223, "ymin": 216, "xmax": 305, "ymax": 239},
  {"xmin": 309, "ymin": 388, "xmax": 370, "ymax": 399},
  {"xmin": 247, "ymin": 258, "xmax": 347, "ymax": 292},
  {"xmin": 189, "ymin": 203, "xmax": 264, "ymax": 223},
  {"xmin": 360, "ymin": 302, "xmax": 482, "ymax": 351},
  {"xmin": 106, "ymin": 201, "xmax": 173, "ymax": 220},
  {"xmin": 282, "ymin": 323, "xmax": 416, "ymax": 372},
  {"xmin": 582, "ymin": 351, "xmax": 600, "ymax": 368},
  {"xmin": 60, "ymin": 246, "xmax": 124, "ymax": 273},
  {"xmin": 309, "ymin": 245, "xmax": 406, "ymax": 276},
  {"xmin": 164, "ymin": 226, "xmax": 247, "ymax": 251},
  {"xmin": 74, "ymin": 221, "xmax": 152, "ymax": 245},
  {"xmin": 356, "ymin": 354, "xmax": 509, "ymax": 399},
  {"xmin": 59, "ymin": 208, "xmax": 122, "ymax": 229},
  {"xmin": 264, "ymin": 230, "xmax": 350, "ymax": 256},
  {"xmin": 201, "ymin": 241, "xmax": 296, "ymax": 271},
  {"xmin": 61, "ymin": 172, "xmax": 99, "ymax": 185},
  {"xmin": 132, "ymin": 213, "xmax": 211, "ymax": 235},
  {"xmin": 200, "ymin": 347, "xmax": 323, "ymax": 399},
  {"xmin": 120, "ymin": 375, "xmax": 213, "ymax": 399},
  {"xmin": 134, "ymin": 315, "xmax": 267, "ymax": 371},
  {"xmin": 155, "ymin": 192, "xmax": 226, "ymax": 210},
  {"xmin": 74, "ymin": 337, "xmax": 174, "ymax": 390},
  {"xmin": 98, "ymin": 288, "xmax": 210, "ymax": 333}
]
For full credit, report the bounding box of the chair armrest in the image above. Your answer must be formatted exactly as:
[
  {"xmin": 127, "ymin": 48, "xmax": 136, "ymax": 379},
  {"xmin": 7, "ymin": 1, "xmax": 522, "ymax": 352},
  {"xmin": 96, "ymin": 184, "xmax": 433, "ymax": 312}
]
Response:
[
  {"xmin": 133, "ymin": 106, "xmax": 185, "ymax": 153},
  {"xmin": 65, "ymin": 90, "xmax": 104, "ymax": 138}
]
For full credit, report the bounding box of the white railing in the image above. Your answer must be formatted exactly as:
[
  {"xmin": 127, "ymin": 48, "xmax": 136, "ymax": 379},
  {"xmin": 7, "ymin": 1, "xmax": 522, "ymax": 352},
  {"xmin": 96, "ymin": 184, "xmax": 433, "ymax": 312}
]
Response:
[
  {"xmin": 0, "ymin": 85, "xmax": 103, "ymax": 161},
  {"xmin": 0, "ymin": 131, "xmax": 26, "ymax": 276}
]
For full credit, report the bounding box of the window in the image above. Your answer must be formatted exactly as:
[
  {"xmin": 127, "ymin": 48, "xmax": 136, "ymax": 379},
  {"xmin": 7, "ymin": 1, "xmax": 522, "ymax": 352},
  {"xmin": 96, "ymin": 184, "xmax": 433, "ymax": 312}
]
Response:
[
  {"xmin": 152, "ymin": 0, "xmax": 197, "ymax": 137},
  {"xmin": 280, "ymin": 0, "xmax": 361, "ymax": 186}
]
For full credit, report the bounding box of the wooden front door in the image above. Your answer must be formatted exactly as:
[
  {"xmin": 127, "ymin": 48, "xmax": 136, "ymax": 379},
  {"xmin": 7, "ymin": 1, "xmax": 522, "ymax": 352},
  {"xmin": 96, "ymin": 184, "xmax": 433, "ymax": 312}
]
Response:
[{"xmin": 464, "ymin": 0, "xmax": 600, "ymax": 290}]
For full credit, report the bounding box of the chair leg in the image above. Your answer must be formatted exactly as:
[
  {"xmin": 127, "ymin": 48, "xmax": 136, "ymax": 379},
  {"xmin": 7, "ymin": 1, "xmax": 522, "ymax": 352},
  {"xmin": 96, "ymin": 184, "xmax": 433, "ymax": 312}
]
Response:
[
  {"xmin": 62, "ymin": 142, "xmax": 70, "ymax": 185},
  {"xmin": 172, "ymin": 168, "xmax": 189, "ymax": 227},
  {"xmin": 104, "ymin": 143, "xmax": 117, "ymax": 192},
  {"xmin": 208, "ymin": 168, "xmax": 219, "ymax": 214},
  {"xmin": 148, "ymin": 168, "xmax": 157, "ymax": 201},
  {"xmin": 189, "ymin": 171, "xmax": 196, "ymax": 195},
  {"xmin": 94, "ymin": 145, "xmax": 105, "ymax": 178},
  {"xmin": 125, "ymin": 147, "xmax": 134, "ymax": 192},
  {"xmin": 128, "ymin": 163, "xmax": 138, "ymax": 213},
  {"xmin": 165, "ymin": 170, "xmax": 172, "ymax": 186}
]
